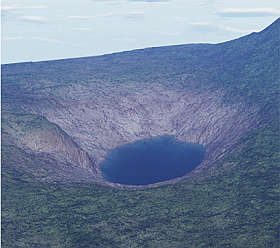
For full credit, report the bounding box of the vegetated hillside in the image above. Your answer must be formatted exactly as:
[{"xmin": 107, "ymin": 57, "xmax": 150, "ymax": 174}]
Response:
[{"xmin": 2, "ymin": 18, "xmax": 280, "ymax": 247}]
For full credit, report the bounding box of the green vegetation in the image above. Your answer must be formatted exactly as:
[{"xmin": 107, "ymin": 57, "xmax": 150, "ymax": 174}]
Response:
[
  {"xmin": 2, "ymin": 120, "xmax": 279, "ymax": 247},
  {"xmin": 1, "ymin": 19, "xmax": 280, "ymax": 247}
]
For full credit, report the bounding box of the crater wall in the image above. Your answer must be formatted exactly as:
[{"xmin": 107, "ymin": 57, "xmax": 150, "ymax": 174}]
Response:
[{"xmin": 21, "ymin": 80, "xmax": 260, "ymax": 183}]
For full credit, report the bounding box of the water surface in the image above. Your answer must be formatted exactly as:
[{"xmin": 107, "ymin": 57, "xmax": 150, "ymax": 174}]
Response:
[{"xmin": 101, "ymin": 135, "xmax": 205, "ymax": 186}]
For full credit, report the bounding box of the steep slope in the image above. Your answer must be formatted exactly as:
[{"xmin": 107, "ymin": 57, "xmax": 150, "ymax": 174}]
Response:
[
  {"xmin": 1, "ymin": 18, "xmax": 279, "ymax": 247},
  {"xmin": 3, "ymin": 80, "xmax": 260, "ymax": 185},
  {"xmin": 2, "ymin": 113, "xmax": 99, "ymax": 182}
]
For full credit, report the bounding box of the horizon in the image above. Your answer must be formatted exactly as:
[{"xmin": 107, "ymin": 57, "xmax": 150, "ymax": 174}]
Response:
[{"xmin": 2, "ymin": 0, "xmax": 280, "ymax": 64}]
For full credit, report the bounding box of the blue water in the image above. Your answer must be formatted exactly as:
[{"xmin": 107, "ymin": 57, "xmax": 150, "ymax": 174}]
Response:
[{"xmin": 100, "ymin": 135, "xmax": 205, "ymax": 185}]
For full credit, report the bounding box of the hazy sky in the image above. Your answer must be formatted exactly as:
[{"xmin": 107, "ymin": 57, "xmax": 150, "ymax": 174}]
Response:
[{"xmin": 2, "ymin": 0, "xmax": 279, "ymax": 64}]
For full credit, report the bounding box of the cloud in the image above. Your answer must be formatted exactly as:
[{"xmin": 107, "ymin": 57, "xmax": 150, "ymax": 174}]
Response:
[
  {"xmin": 32, "ymin": 37, "xmax": 83, "ymax": 48},
  {"xmin": 1, "ymin": 5, "xmax": 48, "ymax": 23},
  {"xmin": 72, "ymin": 27, "xmax": 93, "ymax": 31},
  {"xmin": 128, "ymin": 0, "xmax": 169, "ymax": 2},
  {"xmin": 156, "ymin": 31, "xmax": 181, "ymax": 36},
  {"xmin": 19, "ymin": 16, "xmax": 47, "ymax": 23},
  {"xmin": 68, "ymin": 11, "xmax": 144, "ymax": 20},
  {"xmin": 31, "ymin": 37, "xmax": 66, "ymax": 44},
  {"xmin": 68, "ymin": 13, "xmax": 114, "ymax": 19},
  {"xmin": 190, "ymin": 22, "xmax": 255, "ymax": 34},
  {"xmin": 174, "ymin": 17, "xmax": 186, "ymax": 23},
  {"xmin": 1, "ymin": 5, "xmax": 48, "ymax": 11},
  {"xmin": 3, "ymin": 36, "xmax": 77, "ymax": 46},
  {"xmin": 3, "ymin": 36, "xmax": 24, "ymax": 41},
  {"xmin": 90, "ymin": 0, "xmax": 169, "ymax": 2},
  {"xmin": 216, "ymin": 8, "xmax": 280, "ymax": 18},
  {"xmin": 124, "ymin": 11, "xmax": 145, "ymax": 19}
]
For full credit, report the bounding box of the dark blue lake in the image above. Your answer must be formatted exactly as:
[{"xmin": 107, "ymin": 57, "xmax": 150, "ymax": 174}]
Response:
[{"xmin": 100, "ymin": 135, "xmax": 205, "ymax": 185}]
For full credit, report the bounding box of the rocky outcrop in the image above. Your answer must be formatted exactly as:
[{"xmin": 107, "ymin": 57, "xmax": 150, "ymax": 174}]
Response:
[
  {"xmin": 2, "ymin": 113, "xmax": 99, "ymax": 181},
  {"xmin": 21, "ymin": 122, "xmax": 93, "ymax": 170}
]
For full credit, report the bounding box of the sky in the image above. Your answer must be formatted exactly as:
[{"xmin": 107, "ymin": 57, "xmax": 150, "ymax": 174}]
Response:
[{"xmin": 1, "ymin": 0, "xmax": 280, "ymax": 64}]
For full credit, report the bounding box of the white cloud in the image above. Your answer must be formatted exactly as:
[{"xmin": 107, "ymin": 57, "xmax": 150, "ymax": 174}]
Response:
[
  {"xmin": 3, "ymin": 36, "xmax": 69, "ymax": 46},
  {"xmin": 191, "ymin": 22, "xmax": 209, "ymax": 25},
  {"xmin": 30, "ymin": 37, "xmax": 82, "ymax": 48},
  {"xmin": 19, "ymin": 16, "xmax": 47, "ymax": 23},
  {"xmin": 216, "ymin": 8, "xmax": 280, "ymax": 17},
  {"xmin": 190, "ymin": 22, "xmax": 256, "ymax": 34},
  {"xmin": 1, "ymin": 5, "xmax": 48, "ymax": 11},
  {"xmin": 174, "ymin": 17, "xmax": 186, "ymax": 23},
  {"xmin": 156, "ymin": 31, "xmax": 181, "ymax": 36},
  {"xmin": 1, "ymin": 5, "xmax": 48, "ymax": 23},
  {"xmin": 68, "ymin": 11, "xmax": 144, "ymax": 20},
  {"xmin": 68, "ymin": 13, "xmax": 114, "ymax": 19},
  {"xmin": 3, "ymin": 36, "xmax": 74, "ymax": 46},
  {"xmin": 31, "ymin": 37, "xmax": 65, "ymax": 44},
  {"xmin": 3, "ymin": 36, "xmax": 24, "ymax": 41},
  {"xmin": 124, "ymin": 11, "xmax": 145, "ymax": 19},
  {"xmin": 90, "ymin": 0, "xmax": 169, "ymax": 2},
  {"xmin": 128, "ymin": 0, "xmax": 169, "ymax": 2},
  {"xmin": 125, "ymin": 11, "xmax": 144, "ymax": 15},
  {"xmin": 72, "ymin": 27, "xmax": 93, "ymax": 31}
]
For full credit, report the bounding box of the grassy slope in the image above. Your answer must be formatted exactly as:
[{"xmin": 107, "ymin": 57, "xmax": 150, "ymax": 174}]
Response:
[
  {"xmin": 2, "ymin": 120, "xmax": 279, "ymax": 247},
  {"xmin": 2, "ymin": 19, "xmax": 280, "ymax": 247}
]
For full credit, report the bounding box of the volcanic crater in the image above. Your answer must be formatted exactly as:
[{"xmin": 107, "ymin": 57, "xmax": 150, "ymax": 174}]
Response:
[
  {"xmin": 5, "ymin": 20, "xmax": 278, "ymax": 187},
  {"xmin": 16, "ymin": 79, "xmax": 259, "ymax": 187}
]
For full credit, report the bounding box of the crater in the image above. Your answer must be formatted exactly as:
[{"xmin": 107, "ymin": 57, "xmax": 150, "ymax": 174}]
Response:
[
  {"xmin": 19, "ymin": 81, "xmax": 260, "ymax": 187},
  {"xmin": 100, "ymin": 135, "xmax": 205, "ymax": 185}
]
